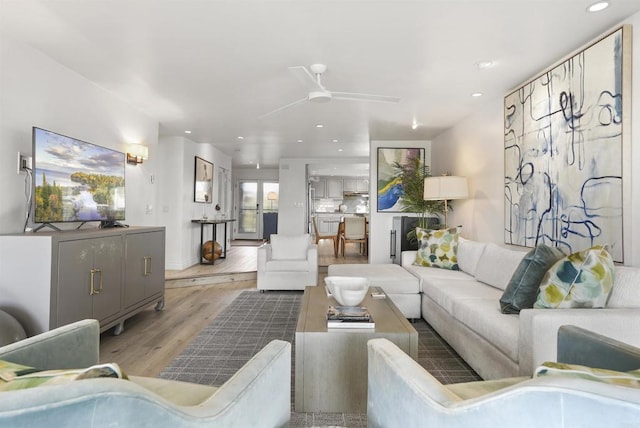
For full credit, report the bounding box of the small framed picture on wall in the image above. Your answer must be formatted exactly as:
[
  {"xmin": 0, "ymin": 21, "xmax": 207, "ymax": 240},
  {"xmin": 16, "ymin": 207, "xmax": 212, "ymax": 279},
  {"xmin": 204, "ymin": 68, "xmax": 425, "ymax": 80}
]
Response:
[{"xmin": 194, "ymin": 156, "xmax": 214, "ymax": 203}]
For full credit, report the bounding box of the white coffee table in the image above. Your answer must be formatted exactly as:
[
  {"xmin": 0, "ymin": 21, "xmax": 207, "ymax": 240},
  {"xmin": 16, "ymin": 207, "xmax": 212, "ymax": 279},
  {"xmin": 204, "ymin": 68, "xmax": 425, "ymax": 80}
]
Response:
[{"xmin": 295, "ymin": 285, "xmax": 418, "ymax": 413}]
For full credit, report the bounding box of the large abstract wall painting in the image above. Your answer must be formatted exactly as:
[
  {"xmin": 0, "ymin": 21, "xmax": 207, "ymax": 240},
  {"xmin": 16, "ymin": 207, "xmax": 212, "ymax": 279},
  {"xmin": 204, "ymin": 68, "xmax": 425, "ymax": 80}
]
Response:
[
  {"xmin": 377, "ymin": 147, "xmax": 425, "ymax": 212},
  {"xmin": 504, "ymin": 26, "xmax": 630, "ymax": 263}
]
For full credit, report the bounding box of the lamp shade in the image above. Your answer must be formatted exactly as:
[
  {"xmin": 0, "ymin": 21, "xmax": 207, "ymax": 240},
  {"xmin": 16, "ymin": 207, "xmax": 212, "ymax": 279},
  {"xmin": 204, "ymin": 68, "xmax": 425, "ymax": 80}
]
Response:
[
  {"xmin": 267, "ymin": 191, "xmax": 278, "ymax": 201},
  {"xmin": 128, "ymin": 144, "xmax": 149, "ymax": 160},
  {"xmin": 423, "ymin": 176, "xmax": 468, "ymax": 200}
]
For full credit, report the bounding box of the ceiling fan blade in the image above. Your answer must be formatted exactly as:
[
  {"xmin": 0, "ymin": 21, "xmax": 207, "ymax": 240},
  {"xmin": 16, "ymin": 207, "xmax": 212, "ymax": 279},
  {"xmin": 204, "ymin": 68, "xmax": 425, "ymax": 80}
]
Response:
[
  {"xmin": 258, "ymin": 97, "xmax": 308, "ymax": 119},
  {"xmin": 332, "ymin": 91, "xmax": 401, "ymax": 103},
  {"xmin": 288, "ymin": 66, "xmax": 324, "ymax": 91}
]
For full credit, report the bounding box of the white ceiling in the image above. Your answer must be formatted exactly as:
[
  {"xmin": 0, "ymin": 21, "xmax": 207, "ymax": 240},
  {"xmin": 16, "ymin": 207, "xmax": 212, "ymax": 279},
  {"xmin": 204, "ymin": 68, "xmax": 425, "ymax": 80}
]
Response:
[{"xmin": 2, "ymin": 0, "xmax": 639, "ymax": 170}]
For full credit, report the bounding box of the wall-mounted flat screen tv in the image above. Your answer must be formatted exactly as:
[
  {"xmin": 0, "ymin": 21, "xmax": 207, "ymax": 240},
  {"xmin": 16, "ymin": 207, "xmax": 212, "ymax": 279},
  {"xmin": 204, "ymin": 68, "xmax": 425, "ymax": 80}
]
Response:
[{"xmin": 32, "ymin": 127, "xmax": 126, "ymax": 224}]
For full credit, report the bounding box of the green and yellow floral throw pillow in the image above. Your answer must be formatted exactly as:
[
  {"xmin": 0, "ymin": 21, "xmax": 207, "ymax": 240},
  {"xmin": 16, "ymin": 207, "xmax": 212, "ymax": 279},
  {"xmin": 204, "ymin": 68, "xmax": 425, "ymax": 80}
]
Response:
[
  {"xmin": 534, "ymin": 362, "xmax": 640, "ymax": 389},
  {"xmin": 0, "ymin": 359, "xmax": 126, "ymax": 391},
  {"xmin": 534, "ymin": 245, "xmax": 614, "ymax": 309},
  {"xmin": 413, "ymin": 227, "xmax": 459, "ymax": 270}
]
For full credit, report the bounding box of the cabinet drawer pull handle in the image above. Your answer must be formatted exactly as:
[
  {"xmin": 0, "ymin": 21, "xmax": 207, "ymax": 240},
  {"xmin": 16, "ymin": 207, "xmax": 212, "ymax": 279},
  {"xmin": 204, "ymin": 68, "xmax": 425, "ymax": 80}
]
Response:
[
  {"xmin": 90, "ymin": 268, "xmax": 103, "ymax": 295},
  {"xmin": 144, "ymin": 256, "xmax": 152, "ymax": 276}
]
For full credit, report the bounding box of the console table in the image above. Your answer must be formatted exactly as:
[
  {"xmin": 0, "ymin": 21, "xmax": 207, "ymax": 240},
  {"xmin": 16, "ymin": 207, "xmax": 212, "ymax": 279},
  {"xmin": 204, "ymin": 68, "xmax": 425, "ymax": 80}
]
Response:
[
  {"xmin": 191, "ymin": 219, "xmax": 236, "ymax": 265},
  {"xmin": 0, "ymin": 226, "xmax": 165, "ymax": 336}
]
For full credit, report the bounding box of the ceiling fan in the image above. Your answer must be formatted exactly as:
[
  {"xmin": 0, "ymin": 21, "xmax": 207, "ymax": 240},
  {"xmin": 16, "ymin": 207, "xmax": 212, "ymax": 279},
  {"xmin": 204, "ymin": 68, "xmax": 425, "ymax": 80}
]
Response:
[{"xmin": 259, "ymin": 64, "xmax": 401, "ymax": 119}]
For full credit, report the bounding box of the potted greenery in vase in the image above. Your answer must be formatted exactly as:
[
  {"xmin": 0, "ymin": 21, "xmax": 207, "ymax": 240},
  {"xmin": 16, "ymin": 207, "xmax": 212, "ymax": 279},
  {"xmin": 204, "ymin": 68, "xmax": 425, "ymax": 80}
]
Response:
[{"xmin": 392, "ymin": 156, "xmax": 446, "ymax": 243}]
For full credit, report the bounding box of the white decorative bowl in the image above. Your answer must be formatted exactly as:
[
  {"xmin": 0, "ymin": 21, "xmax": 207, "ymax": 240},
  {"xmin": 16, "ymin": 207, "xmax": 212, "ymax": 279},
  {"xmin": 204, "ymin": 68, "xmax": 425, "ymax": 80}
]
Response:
[{"xmin": 324, "ymin": 276, "xmax": 370, "ymax": 307}]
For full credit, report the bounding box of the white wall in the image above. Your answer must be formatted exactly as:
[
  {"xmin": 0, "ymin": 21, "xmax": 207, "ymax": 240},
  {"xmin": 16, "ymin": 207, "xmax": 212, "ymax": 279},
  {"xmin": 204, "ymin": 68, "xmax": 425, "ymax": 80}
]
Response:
[
  {"xmin": 432, "ymin": 15, "xmax": 640, "ymax": 267},
  {"xmin": 158, "ymin": 136, "xmax": 232, "ymax": 270},
  {"xmin": 369, "ymin": 140, "xmax": 431, "ymax": 264},
  {"xmin": 278, "ymin": 159, "xmax": 309, "ymax": 235},
  {"xmin": 0, "ymin": 35, "xmax": 159, "ymax": 234}
]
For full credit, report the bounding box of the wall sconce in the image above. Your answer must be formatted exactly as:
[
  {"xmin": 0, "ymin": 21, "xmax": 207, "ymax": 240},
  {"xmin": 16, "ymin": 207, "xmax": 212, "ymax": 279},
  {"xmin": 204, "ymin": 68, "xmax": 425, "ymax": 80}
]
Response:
[
  {"xmin": 423, "ymin": 175, "xmax": 469, "ymax": 228},
  {"xmin": 127, "ymin": 144, "xmax": 149, "ymax": 165}
]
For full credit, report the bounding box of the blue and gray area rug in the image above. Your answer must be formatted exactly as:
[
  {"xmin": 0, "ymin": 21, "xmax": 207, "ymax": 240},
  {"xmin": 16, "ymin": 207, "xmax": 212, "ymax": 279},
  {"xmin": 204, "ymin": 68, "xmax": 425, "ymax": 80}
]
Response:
[{"xmin": 160, "ymin": 290, "xmax": 480, "ymax": 428}]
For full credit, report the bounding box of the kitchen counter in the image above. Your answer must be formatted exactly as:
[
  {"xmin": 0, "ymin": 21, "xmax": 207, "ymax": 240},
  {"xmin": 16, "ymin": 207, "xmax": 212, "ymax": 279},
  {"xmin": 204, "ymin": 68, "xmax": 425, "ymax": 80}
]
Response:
[{"xmin": 314, "ymin": 212, "xmax": 369, "ymax": 215}]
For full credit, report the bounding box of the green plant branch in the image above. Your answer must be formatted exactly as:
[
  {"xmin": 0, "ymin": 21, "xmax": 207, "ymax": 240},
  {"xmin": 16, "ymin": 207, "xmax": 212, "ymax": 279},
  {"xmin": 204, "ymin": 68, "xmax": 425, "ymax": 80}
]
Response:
[{"xmin": 392, "ymin": 157, "xmax": 448, "ymax": 242}]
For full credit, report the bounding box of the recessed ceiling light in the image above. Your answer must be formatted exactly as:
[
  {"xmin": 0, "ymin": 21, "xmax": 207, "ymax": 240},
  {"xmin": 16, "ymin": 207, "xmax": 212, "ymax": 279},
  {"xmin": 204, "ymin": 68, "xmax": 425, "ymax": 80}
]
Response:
[
  {"xmin": 332, "ymin": 139, "xmax": 338, "ymax": 143},
  {"xmin": 315, "ymin": 124, "xmax": 324, "ymax": 128},
  {"xmin": 256, "ymin": 163, "xmax": 260, "ymax": 170},
  {"xmin": 184, "ymin": 130, "xmax": 192, "ymax": 134},
  {"xmin": 237, "ymin": 136, "xmax": 244, "ymax": 140},
  {"xmin": 471, "ymin": 92, "xmax": 484, "ymax": 97},
  {"xmin": 411, "ymin": 119, "xmax": 418, "ymax": 130},
  {"xmin": 475, "ymin": 60, "xmax": 495, "ymax": 69},
  {"xmin": 587, "ymin": 1, "xmax": 609, "ymax": 12},
  {"xmin": 338, "ymin": 148, "xmax": 344, "ymax": 152},
  {"xmin": 297, "ymin": 139, "xmax": 303, "ymax": 143}
]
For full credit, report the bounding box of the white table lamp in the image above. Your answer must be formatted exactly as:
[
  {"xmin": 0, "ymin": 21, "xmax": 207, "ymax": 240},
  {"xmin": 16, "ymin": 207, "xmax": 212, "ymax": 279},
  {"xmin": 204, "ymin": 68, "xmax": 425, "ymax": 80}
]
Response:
[{"xmin": 423, "ymin": 176, "xmax": 468, "ymax": 228}]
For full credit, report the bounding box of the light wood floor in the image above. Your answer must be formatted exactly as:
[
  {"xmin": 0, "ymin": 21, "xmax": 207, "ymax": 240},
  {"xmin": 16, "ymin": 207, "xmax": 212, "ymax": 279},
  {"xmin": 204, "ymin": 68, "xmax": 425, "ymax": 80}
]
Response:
[{"xmin": 99, "ymin": 239, "xmax": 367, "ymax": 376}]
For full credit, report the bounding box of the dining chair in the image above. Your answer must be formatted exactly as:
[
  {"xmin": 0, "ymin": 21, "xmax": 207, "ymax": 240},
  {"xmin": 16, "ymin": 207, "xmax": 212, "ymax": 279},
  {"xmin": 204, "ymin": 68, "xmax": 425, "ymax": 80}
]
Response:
[
  {"xmin": 340, "ymin": 216, "xmax": 367, "ymax": 257},
  {"xmin": 312, "ymin": 216, "xmax": 338, "ymax": 257}
]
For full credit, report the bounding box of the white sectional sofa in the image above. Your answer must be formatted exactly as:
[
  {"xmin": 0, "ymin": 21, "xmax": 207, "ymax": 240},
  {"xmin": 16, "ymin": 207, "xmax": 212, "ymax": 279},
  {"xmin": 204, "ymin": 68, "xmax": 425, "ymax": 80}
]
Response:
[{"xmin": 401, "ymin": 238, "xmax": 640, "ymax": 379}]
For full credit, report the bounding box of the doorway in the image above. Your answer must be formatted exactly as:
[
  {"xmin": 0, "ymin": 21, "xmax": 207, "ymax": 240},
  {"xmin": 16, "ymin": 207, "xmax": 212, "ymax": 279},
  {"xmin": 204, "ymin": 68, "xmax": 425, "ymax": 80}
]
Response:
[{"xmin": 235, "ymin": 180, "xmax": 279, "ymax": 240}]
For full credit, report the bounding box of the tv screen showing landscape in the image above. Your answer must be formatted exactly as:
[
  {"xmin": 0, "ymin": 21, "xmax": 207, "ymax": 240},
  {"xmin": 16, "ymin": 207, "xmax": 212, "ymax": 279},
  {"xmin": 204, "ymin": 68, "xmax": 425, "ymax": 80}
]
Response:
[{"xmin": 33, "ymin": 127, "xmax": 126, "ymax": 223}]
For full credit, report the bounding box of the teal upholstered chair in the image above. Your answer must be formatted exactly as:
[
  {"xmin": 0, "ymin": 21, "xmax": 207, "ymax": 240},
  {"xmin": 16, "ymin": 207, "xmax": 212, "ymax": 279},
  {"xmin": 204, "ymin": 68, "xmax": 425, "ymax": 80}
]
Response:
[
  {"xmin": 368, "ymin": 326, "xmax": 640, "ymax": 428},
  {"xmin": 0, "ymin": 319, "xmax": 291, "ymax": 427}
]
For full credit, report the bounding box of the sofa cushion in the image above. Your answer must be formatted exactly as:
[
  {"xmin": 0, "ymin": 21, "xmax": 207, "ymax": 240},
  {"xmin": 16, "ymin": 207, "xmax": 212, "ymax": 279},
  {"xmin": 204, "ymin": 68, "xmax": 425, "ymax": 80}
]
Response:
[
  {"xmin": 534, "ymin": 362, "xmax": 640, "ymax": 388},
  {"xmin": 451, "ymin": 297, "xmax": 520, "ymax": 362},
  {"xmin": 270, "ymin": 234, "xmax": 310, "ymax": 260},
  {"xmin": 422, "ymin": 277, "xmax": 502, "ymax": 314},
  {"xmin": 457, "ymin": 237, "xmax": 487, "ymax": 276},
  {"xmin": 607, "ymin": 266, "xmax": 640, "ymax": 308},
  {"xmin": 0, "ymin": 359, "xmax": 125, "ymax": 391},
  {"xmin": 130, "ymin": 375, "xmax": 218, "ymax": 406},
  {"xmin": 403, "ymin": 263, "xmax": 475, "ymax": 290},
  {"xmin": 266, "ymin": 260, "xmax": 310, "ymax": 272},
  {"xmin": 534, "ymin": 245, "xmax": 615, "ymax": 309},
  {"xmin": 328, "ymin": 264, "xmax": 420, "ymax": 294},
  {"xmin": 500, "ymin": 244, "xmax": 565, "ymax": 314},
  {"xmin": 474, "ymin": 243, "xmax": 526, "ymax": 291},
  {"xmin": 413, "ymin": 227, "xmax": 459, "ymax": 270}
]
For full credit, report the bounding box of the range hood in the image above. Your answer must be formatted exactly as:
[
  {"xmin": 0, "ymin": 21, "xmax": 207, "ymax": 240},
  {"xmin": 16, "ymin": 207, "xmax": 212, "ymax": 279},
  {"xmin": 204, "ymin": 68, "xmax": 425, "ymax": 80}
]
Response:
[{"xmin": 343, "ymin": 191, "xmax": 369, "ymax": 197}]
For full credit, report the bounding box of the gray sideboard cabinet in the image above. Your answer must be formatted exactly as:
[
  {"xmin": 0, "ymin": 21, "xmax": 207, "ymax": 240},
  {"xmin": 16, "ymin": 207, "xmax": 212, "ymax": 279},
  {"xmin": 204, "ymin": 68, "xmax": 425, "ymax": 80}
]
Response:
[{"xmin": 0, "ymin": 226, "xmax": 165, "ymax": 336}]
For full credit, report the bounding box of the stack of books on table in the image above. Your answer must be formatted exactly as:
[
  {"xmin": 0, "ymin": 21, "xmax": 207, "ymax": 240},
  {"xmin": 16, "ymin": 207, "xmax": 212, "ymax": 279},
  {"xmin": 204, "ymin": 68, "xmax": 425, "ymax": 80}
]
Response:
[{"xmin": 327, "ymin": 305, "xmax": 375, "ymax": 329}]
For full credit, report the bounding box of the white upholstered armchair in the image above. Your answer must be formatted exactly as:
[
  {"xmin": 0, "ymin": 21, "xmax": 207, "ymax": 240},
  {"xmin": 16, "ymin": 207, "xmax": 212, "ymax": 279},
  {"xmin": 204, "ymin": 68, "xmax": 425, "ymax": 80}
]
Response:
[
  {"xmin": 0, "ymin": 319, "xmax": 292, "ymax": 427},
  {"xmin": 257, "ymin": 234, "xmax": 318, "ymax": 290},
  {"xmin": 367, "ymin": 326, "xmax": 640, "ymax": 428}
]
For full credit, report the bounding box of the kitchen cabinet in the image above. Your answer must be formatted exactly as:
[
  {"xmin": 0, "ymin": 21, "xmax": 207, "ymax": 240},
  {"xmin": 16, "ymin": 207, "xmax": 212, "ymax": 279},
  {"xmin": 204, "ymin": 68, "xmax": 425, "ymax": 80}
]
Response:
[
  {"xmin": 356, "ymin": 179, "xmax": 369, "ymax": 192},
  {"xmin": 0, "ymin": 226, "xmax": 165, "ymax": 336},
  {"xmin": 316, "ymin": 215, "xmax": 341, "ymax": 235},
  {"xmin": 343, "ymin": 178, "xmax": 369, "ymax": 193},
  {"xmin": 326, "ymin": 179, "xmax": 343, "ymax": 198},
  {"xmin": 310, "ymin": 179, "xmax": 326, "ymax": 198}
]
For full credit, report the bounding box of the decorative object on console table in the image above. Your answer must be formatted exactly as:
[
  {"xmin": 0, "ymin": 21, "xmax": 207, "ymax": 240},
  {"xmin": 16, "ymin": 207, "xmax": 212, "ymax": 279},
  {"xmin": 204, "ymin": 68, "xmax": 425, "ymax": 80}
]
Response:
[
  {"xmin": 377, "ymin": 147, "xmax": 425, "ymax": 213},
  {"xmin": 194, "ymin": 156, "xmax": 213, "ymax": 203},
  {"xmin": 504, "ymin": 25, "xmax": 630, "ymax": 263},
  {"xmin": 423, "ymin": 175, "xmax": 468, "ymax": 228},
  {"xmin": 192, "ymin": 219, "xmax": 236, "ymax": 265}
]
